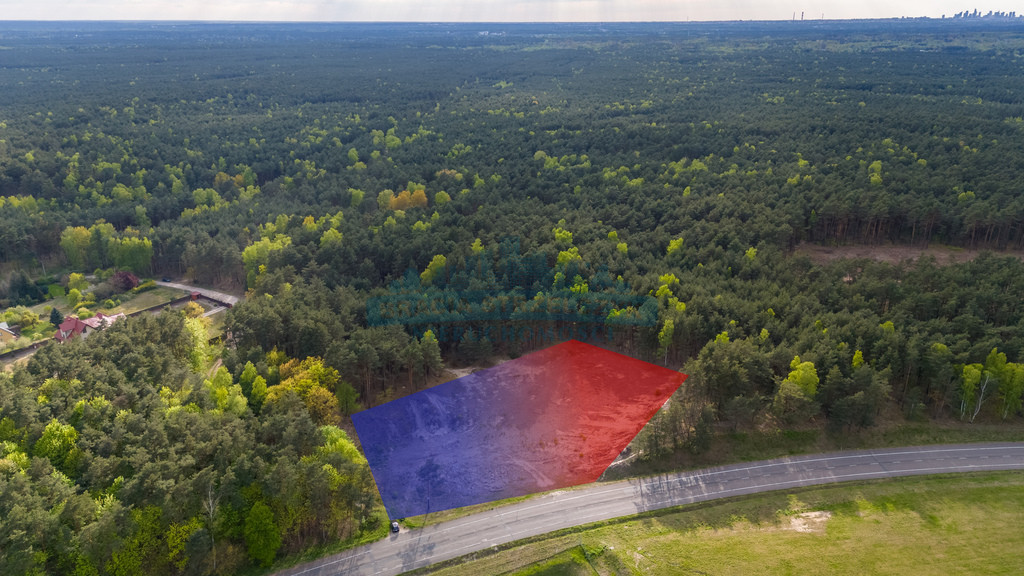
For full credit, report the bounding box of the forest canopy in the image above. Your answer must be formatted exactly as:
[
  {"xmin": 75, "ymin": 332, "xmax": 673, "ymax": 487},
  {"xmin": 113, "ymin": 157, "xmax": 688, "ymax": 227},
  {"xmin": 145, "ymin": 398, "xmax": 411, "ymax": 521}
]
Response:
[{"xmin": 2, "ymin": 19, "xmax": 1024, "ymax": 575}]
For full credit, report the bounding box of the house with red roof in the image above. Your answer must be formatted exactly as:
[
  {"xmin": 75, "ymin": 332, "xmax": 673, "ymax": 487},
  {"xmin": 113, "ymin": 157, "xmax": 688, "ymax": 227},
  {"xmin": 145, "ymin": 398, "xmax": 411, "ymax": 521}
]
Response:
[
  {"xmin": 81, "ymin": 312, "xmax": 126, "ymax": 331},
  {"xmin": 54, "ymin": 317, "xmax": 87, "ymax": 343},
  {"xmin": 54, "ymin": 312, "xmax": 127, "ymax": 343}
]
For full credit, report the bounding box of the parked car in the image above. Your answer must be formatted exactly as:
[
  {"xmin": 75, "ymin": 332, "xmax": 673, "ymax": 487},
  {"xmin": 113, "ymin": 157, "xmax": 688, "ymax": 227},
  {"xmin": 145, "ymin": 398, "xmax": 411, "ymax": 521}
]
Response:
[{"xmin": 390, "ymin": 521, "xmax": 400, "ymax": 533}]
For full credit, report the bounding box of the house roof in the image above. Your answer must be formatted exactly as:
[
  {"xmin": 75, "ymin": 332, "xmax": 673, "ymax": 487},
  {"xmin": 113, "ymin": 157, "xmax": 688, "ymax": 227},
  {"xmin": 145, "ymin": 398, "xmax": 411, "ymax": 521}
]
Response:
[
  {"xmin": 53, "ymin": 312, "xmax": 127, "ymax": 343},
  {"xmin": 55, "ymin": 317, "xmax": 88, "ymax": 343},
  {"xmin": 81, "ymin": 312, "xmax": 126, "ymax": 330}
]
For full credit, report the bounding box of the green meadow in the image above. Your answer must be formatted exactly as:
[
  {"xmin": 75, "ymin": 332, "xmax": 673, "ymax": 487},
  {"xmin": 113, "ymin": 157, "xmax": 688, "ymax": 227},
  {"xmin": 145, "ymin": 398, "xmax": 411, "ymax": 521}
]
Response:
[{"xmin": 422, "ymin": 472, "xmax": 1024, "ymax": 576}]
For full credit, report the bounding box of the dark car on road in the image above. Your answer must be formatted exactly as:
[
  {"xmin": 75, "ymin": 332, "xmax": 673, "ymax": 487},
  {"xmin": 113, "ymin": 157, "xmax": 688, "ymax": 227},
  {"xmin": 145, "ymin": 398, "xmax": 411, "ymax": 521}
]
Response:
[{"xmin": 390, "ymin": 521, "xmax": 400, "ymax": 533}]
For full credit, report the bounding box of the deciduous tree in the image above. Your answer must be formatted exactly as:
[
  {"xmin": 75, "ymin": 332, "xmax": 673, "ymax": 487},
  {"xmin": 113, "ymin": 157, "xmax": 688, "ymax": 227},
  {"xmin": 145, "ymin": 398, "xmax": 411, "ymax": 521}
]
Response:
[{"xmin": 243, "ymin": 501, "xmax": 281, "ymax": 568}]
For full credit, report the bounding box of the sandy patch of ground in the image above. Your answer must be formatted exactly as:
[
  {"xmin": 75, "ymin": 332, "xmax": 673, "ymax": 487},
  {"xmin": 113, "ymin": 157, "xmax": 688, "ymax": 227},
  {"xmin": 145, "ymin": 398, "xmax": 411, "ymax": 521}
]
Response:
[
  {"xmin": 796, "ymin": 242, "xmax": 1024, "ymax": 266},
  {"xmin": 787, "ymin": 510, "xmax": 833, "ymax": 533},
  {"xmin": 445, "ymin": 367, "xmax": 479, "ymax": 379},
  {"xmin": 719, "ymin": 510, "xmax": 833, "ymax": 536}
]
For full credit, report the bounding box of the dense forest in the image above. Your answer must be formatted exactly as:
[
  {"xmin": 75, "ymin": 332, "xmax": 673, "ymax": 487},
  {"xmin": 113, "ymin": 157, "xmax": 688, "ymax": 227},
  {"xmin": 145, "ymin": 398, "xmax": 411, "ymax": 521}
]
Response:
[{"xmin": 2, "ymin": 19, "xmax": 1024, "ymax": 575}]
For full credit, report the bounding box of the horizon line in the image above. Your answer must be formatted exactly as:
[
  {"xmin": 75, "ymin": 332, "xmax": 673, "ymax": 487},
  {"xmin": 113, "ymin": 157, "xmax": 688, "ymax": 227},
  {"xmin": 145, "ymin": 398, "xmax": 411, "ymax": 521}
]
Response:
[{"xmin": 3, "ymin": 15, "xmax": 1020, "ymax": 25}]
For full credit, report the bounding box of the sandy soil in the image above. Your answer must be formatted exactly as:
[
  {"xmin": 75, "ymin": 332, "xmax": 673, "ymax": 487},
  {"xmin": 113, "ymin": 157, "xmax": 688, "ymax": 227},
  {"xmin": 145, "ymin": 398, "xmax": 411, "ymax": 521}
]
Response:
[
  {"xmin": 795, "ymin": 242, "xmax": 1024, "ymax": 266},
  {"xmin": 445, "ymin": 367, "xmax": 479, "ymax": 380},
  {"xmin": 788, "ymin": 510, "xmax": 833, "ymax": 533}
]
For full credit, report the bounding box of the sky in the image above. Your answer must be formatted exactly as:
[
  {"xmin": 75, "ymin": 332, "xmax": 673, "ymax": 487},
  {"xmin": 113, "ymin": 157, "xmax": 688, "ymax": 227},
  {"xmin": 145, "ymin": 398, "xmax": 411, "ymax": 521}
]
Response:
[{"xmin": 0, "ymin": 1, "xmax": 1020, "ymax": 22}]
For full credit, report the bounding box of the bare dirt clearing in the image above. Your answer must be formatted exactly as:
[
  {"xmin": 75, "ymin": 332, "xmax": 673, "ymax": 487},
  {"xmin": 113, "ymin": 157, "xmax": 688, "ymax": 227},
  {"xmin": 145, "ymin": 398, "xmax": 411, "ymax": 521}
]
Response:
[
  {"xmin": 788, "ymin": 510, "xmax": 832, "ymax": 533},
  {"xmin": 796, "ymin": 243, "xmax": 1024, "ymax": 266}
]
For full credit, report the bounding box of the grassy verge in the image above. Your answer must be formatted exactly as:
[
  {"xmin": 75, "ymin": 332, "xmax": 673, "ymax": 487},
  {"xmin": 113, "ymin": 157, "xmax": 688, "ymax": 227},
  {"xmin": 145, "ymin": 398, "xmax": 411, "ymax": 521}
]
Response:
[
  {"xmin": 394, "ymin": 421, "xmax": 1024, "ymax": 533},
  {"xmin": 419, "ymin": 471, "xmax": 1024, "ymax": 576},
  {"xmin": 401, "ymin": 494, "xmax": 535, "ymax": 529},
  {"xmin": 607, "ymin": 421, "xmax": 1024, "ymax": 480}
]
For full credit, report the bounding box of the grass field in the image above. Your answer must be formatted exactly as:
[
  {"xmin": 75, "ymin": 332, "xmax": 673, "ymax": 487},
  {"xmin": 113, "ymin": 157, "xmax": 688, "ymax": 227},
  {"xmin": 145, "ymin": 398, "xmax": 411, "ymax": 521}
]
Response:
[
  {"xmin": 421, "ymin": 472, "xmax": 1024, "ymax": 576},
  {"xmin": 108, "ymin": 286, "xmax": 187, "ymax": 314},
  {"xmin": 205, "ymin": 308, "xmax": 228, "ymax": 339},
  {"xmin": 24, "ymin": 285, "xmax": 186, "ymax": 318}
]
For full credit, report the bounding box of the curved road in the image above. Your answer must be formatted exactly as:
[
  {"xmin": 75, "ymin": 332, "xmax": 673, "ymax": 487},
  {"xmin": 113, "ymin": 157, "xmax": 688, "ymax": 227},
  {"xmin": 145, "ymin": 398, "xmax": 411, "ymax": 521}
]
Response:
[
  {"xmin": 154, "ymin": 280, "xmax": 240, "ymax": 307},
  {"xmin": 277, "ymin": 442, "xmax": 1024, "ymax": 576}
]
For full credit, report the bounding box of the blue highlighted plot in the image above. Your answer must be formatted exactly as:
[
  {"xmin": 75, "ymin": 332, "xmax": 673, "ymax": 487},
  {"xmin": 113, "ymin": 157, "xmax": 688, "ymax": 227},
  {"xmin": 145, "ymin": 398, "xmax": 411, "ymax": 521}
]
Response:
[{"xmin": 352, "ymin": 340, "xmax": 686, "ymax": 519}]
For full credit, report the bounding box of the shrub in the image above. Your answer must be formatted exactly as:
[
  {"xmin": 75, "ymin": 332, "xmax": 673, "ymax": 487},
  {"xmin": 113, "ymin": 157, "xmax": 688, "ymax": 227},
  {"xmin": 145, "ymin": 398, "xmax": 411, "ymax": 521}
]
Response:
[
  {"xmin": 18, "ymin": 310, "xmax": 39, "ymax": 329},
  {"xmin": 93, "ymin": 268, "xmax": 115, "ymax": 281},
  {"xmin": 110, "ymin": 271, "xmax": 140, "ymax": 292},
  {"xmin": 184, "ymin": 301, "xmax": 205, "ymax": 318},
  {"xmin": 67, "ymin": 273, "xmax": 88, "ymax": 292},
  {"xmin": 91, "ymin": 282, "xmax": 116, "ymax": 301}
]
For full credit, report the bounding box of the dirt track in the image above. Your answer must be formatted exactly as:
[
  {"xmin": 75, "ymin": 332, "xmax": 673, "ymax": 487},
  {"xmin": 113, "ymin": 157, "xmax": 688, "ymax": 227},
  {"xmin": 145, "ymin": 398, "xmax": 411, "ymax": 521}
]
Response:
[{"xmin": 796, "ymin": 242, "xmax": 1024, "ymax": 266}]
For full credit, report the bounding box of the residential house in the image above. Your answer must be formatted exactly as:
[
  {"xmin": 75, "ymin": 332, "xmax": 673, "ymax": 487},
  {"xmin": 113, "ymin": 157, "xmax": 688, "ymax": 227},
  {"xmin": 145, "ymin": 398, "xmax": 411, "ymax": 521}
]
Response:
[
  {"xmin": 54, "ymin": 312, "xmax": 126, "ymax": 343},
  {"xmin": 0, "ymin": 321, "xmax": 20, "ymax": 344},
  {"xmin": 81, "ymin": 312, "xmax": 126, "ymax": 332},
  {"xmin": 54, "ymin": 317, "xmax": 88, "ymax": 343}
]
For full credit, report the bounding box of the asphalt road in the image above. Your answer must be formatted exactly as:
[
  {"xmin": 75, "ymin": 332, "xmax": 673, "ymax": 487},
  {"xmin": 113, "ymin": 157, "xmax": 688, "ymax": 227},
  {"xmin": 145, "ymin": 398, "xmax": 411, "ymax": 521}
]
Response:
[
  {"xmin": 277, "ymin": 442, "xmax": 1024, "ymax": 576},
  {"xmin": 153, "ymin": 281, "xmax": 240, "ymax": 306}
]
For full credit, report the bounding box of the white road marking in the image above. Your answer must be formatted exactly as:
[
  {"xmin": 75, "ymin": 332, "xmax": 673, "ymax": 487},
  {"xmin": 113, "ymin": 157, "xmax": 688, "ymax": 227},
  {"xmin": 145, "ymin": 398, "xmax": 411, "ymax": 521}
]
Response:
[{"xmin": 278, "ymin": 445, "xmax": 1024, "ymax": 576}]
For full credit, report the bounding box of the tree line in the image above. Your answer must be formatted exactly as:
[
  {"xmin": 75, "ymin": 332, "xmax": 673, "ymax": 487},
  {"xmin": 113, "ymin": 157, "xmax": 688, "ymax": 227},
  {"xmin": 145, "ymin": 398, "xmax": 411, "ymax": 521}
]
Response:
[{"xmin": 3, "ymin": 20, "xmax": 1024, "ymax": 575}]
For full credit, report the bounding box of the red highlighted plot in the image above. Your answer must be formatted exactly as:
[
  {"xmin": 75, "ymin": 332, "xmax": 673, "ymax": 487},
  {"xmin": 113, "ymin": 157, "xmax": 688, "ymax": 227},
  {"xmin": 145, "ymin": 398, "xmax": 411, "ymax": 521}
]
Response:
[{"xmin": 352, "ymin": 340, "xmax": 687, "ymax": 519}]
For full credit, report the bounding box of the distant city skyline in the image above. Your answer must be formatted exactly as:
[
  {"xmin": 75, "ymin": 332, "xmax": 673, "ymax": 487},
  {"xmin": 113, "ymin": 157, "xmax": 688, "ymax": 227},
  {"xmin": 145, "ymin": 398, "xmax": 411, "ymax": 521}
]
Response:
[{"xmin": 1, "ymin": 1, "xmax": 1022, "ymax": 23}]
